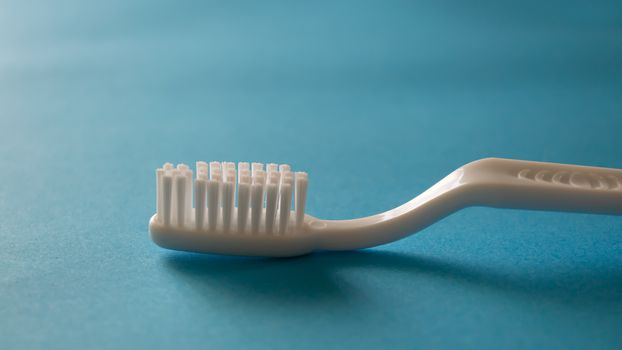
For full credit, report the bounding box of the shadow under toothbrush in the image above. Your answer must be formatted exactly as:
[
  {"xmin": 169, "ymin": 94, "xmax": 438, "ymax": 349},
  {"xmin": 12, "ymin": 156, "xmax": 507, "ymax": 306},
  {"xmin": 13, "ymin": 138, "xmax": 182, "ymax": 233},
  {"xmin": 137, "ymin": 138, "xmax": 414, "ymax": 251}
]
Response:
[{"xmin": 162, "ymin": 248, "xmax": 622, "ymax": 309}]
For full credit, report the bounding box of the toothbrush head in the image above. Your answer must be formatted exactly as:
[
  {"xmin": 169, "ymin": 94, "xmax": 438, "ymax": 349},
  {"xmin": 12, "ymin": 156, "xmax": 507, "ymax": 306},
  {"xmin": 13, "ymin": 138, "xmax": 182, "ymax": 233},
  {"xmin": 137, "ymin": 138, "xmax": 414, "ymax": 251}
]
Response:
[{"xmin": 148, "ymin": 161, "xmax": 314, "ymax": 257}]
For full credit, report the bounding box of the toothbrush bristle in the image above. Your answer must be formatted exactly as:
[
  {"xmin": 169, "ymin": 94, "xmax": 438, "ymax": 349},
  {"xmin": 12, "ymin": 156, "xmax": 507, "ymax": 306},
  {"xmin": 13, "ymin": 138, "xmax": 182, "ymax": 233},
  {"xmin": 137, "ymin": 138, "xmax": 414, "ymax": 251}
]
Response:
[{"xmin": 155, "ymin": 161, "xmax": 308, "ymax": 234}]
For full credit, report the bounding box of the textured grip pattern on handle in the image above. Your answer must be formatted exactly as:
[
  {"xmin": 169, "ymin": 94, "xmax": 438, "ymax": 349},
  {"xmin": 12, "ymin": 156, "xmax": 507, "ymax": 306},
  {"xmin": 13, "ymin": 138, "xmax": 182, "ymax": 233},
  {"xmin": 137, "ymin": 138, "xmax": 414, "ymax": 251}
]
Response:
[
  {"xmin": 459, "ymin": 158, "xmax": 622, "ymax": 215},
  {"xmin": 516, "ymin": 167, "xmax": 622, "ymax": 191}
]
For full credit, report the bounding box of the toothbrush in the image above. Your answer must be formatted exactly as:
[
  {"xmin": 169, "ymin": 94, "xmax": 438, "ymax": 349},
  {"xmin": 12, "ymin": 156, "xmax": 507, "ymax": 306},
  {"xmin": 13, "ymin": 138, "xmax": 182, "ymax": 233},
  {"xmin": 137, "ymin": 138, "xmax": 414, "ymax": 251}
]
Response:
[{"xmin": 149, "ymin": 158, "xmax": 622, "ymax": 257}]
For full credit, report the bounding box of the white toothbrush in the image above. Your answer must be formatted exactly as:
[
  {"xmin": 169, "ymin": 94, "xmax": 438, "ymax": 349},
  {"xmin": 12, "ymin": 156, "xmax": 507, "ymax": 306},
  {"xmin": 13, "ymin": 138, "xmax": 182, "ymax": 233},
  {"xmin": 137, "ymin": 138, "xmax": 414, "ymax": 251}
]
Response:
[{"xmin": 149, "ymin": 158, "xmax": 622, "ymax": 257}]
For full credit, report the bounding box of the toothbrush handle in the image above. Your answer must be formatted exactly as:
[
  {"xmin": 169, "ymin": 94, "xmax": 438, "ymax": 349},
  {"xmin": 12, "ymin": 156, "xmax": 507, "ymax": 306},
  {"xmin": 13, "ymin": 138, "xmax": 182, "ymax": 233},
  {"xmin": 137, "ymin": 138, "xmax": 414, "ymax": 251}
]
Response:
[
  {"xmin": 312, "ymin": 157, "xmax": 622, "ymax": 251},
  {"xmin": 463, "ymin": 158, "xmax": 622, "ymax": 215}
]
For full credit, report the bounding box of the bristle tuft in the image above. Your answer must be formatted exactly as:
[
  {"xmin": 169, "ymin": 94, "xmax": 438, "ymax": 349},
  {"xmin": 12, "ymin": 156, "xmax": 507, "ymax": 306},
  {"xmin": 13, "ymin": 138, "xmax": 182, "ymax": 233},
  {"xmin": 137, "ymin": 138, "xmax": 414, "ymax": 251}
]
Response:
[{"xmin": 155, "ymin": 161, "xmax": 308, "ymax": 234}]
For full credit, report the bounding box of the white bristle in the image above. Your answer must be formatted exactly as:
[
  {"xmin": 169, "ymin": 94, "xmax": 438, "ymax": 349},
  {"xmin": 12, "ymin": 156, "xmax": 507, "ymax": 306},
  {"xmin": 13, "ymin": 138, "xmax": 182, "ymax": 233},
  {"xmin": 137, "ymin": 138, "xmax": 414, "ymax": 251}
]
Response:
[
  {"xmin": 207, "ymin": 162, "xmax": 222, "ymax": 230},
  {"xmin": 241, "ymin": 174, "xmax": 251, "ymax": 184},
  {"xmin": 169, "ymin": 169, "xmax": 179, "ymax": 225},
  {"xmin": 295, "ymin": 172, "xmax": 308, "ymax": 227},
  {"xmin": 239, "ymin": 169, "xmax": 250, "ymax": 179},
  {"xmin": 252, "ymin": 162, "xmax": 264, "ymax": 174},
  {"xmin": 224, "ymin": 162, "xmax": 235, "ymax": 181},
  {"xmin": 269, "ymin": 171, "xmax": 281, "ymax": 184},
  {"xmin": 281, "ymin": 171, "xmax": 294, "ymax": 187},
  {"xmin": 209, "ymin": 162, "xmax": 221, "ymax": 179},
  {"xmin": 222, "ymin": 174, "xmax": 235, "ymax": 231},
  {"xmin": 264, "ymin": 180, "xmax": 278, "ymax": 233},
  {"xmin": 181, "ymin": 166, "xmax": 192, "ymax": 225},
  {"xmin": 196, "ymin": 161, "xmax": 208, "ymax": 179},
  {"xmin": 237, "ymin": 178, "xmax": 251, "ymax": 232},
  {"xmin": 207, "ymin": 178, "xmax": 220, "ymax": 231},
  {"xmin": 279, "ymin": 164, "xmax": 291, "ymax": 173},
  {"xmin": 279, "ymin": 183, "xmax": 292, "ymax": 234},
  {"xmin": 225, "ymin": 167, "xmax": 237, "ymax": 204},
  {"xmin": 267, "ymin": 163, "xmax": 278, "ymax": 173},
  {"xmin": 162, "ymin": 174, "xmax": 173, "ymax": 226},
  {"xmin": 280, "ymin": 170, "xmax": 294, "ymax": 212},
  {"xmin": 271, "ymin": 172, "xmax": 282, "ymax": 210},
  {"xmin": 250, "ymin": 182, "xmax": 264, "ymax": 233},
  {"xmin": 239, "ymin": 162, "xmax": 250, "ymax": 180},
  {"xmin": 285, "ymin": 175, "xmax": 294, "ymax": 188},
  {"xmin": 156, "ymin": 168, "xmax": 164, "ymax": 223},
  {"xmin": 195, "ymin": 178, "xmax": 207, "ymax": 229},
  {"xmin": 175, "ymin": 173, "xmax": 186, "ymax": 227},
  {"xmin": 221, "ymin": 182, "xmax": 232, "ymax": 231},
  {"xmin": 254, "ymin": 169, "xmax": 266, "ymax": 185}
]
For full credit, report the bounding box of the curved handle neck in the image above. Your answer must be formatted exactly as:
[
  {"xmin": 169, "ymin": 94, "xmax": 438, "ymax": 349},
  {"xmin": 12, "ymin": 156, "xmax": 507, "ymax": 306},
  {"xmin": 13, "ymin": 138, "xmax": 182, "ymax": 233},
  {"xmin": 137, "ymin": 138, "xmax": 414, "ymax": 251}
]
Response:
[{"xmin": 308, "ymin": 168, "xmax": 470, "ymax": 250}]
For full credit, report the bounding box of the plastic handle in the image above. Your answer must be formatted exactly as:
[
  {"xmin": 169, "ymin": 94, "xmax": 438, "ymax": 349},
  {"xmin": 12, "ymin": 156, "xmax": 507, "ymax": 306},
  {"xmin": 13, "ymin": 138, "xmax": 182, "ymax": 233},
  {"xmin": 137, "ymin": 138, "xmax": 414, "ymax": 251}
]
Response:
[
  {"xmin": 462, "ymin": 158, "xmax": 622, "ymax": 215},
  {"xmin": 312, "ymin": 158, "xmax": 622, "ymax": 251}
]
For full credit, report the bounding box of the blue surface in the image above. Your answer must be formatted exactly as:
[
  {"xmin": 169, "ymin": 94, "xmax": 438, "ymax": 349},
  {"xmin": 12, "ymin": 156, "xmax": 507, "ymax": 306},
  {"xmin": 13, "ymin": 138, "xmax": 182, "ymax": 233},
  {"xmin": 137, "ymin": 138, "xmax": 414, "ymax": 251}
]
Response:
[{"xmin": 2, "ymin": 1, "xmax": 622, "ymax": 349}]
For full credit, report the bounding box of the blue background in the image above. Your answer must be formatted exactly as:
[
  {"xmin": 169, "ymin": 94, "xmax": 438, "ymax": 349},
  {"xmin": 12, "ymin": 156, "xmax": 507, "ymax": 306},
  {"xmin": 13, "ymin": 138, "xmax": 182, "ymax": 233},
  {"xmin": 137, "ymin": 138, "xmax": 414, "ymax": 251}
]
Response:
[{"xmin": 2, "ymin": 1, "xmax": 622, "ymax": 349}]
